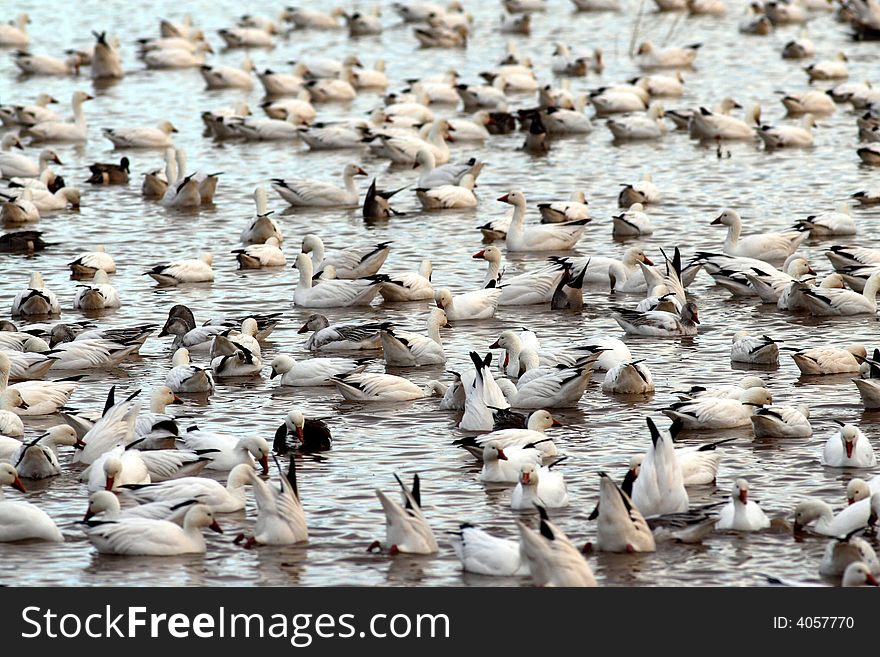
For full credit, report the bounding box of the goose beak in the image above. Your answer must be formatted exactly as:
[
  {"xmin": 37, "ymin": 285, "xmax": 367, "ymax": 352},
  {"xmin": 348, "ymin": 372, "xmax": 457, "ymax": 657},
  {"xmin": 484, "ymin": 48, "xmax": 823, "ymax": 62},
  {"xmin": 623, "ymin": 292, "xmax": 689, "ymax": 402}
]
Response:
[
  {"xmin": 489, "ymin": 339, "xmax": 500, "ymax": 349},
  {"xmin": 104, "ymin": 476, "xmax": 115, "ymax": 492},
  {"xmin": 209, "ymin": 520, "xmax": 223, "ymax": 534},
  {"xmin": 551, "ymin": 419, "xmax": 563, "ymax": 427},
  {"xmin": 297, "ymin": 322, "xmax": 309, "ymax": 333},
  {"xmin": 83, "ymin": 509, "xmax": 94, "ymax": 521},
  {"xmin": 172, "ymin": 395, "xmax": 184, "ymax": 405},
  {"xmin": 270, "ymin": 369, "xmax": 278, "ymax": 379},
  {"xmin": 848, "ymin": 496, "xmax": 856, "ymax": 505},
  {"xmin": 845, "ymin": 441, "xmax": 854, "ymax": 459},
  {"xmin": 12, "ymin": 476, "xmax": 26, "ymax": 493},
  {"xmin": 259, "ymin": 455, "xmax": 269, "ymax": 475},
  {"xmin": 521, "ymin": 472, "xmax": 531, "ymax": 485},
  {"xmin": 497, "ymin": 449, "xmax": 508, "ymax": 461},
  {"xmin": 472, "ymin": 249, "xmax": 485, "ymax": 258},
  {"xmin": 295, "ymin": 426, "xmax": 304, "ymax": 444},
  {"xmin": 18, "ymin": 399, "xmax": 29, "ymax": 410},
  {"xmin": 356, "ymin": 167, "xmax": 368, "ymax": 176},
  {"xmin": 642, "ymin": 256, "xmax": 654, "ymax": 266},
  {"xmin": 739, "ymin": 489, "xmax": 748, "ymax": 504},
  {"xmin": 710, "ymin": 215, "xmax": 723, "ymax": 225},
  {"xmin": 497, "ymin": 193, "xmax": 510, "ymax": 203}
]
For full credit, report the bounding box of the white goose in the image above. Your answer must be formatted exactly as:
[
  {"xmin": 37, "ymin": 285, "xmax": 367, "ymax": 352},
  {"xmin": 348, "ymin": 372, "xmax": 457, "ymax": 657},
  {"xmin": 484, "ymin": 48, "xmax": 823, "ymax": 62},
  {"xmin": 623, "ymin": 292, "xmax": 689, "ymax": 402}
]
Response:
[
  {"xmin": 511, "ymin": 463, "xmax": 569, "ymax": 510},
  {"xmin": 790, "ymin": 344, "xmax": 865, "ymax": 375},
  {"xmin": 500, "ymin": 191, "xmax": 588, "ymax": 252},
  {"xmin": 607, "ymin": 104, "xmax": 667, "ymax": 140},
  {"xmin": 562, "ymin": 247, "xmax": 653, "ymax": 290},
  {"xmin": 0, "ymin": 463, "xmax": 64, "ymax": 542},
  {"xmin": 69, "ymin": 245, "xmax": 116, "ymax": 276},
  {"xmin": 144, "ymin": 254, "xmax": 214, "ymax": 285},
  {"xmin": 843, "ymin": 562, "xmax": 880, "ymax": 587},
  {"xmin": 782, "ymin": 90, "xmax": 835, "ymax": 116},
  {"xmin": 450, "ymin": 523, "xmax": 528, "ymax": 576},
  {"xmin": 298, "ymin": 314, "xmax": 381, "ymax": 351},
  {"xmin": 240, "ymin": 187, "xmax": 283, "ymax": 245},
  {"xmin": 757, "ymin": 114, "xmax": 817, "ymax": 148},
  {"xmin": 413, "ymin": 148, "xmax": 481, "ymax": 189},
  {"xmin": 369, "ymin": 119, "xmax": 452, "ymax": 164},
  {"xmin": 612, "ymin": 301, "xmax": 700, "ymax": 337},
  {"xmin": 270, "ymin": 354, "xmax": 364, "ymax": 386},
  {"xmin": 0, "ymin": 354, "xmax": 77, "ymax": 416},
  {"xmin": 662, "ymin": 386, "xmax": 773, "ymax": 429},
  {"xmin": 793, "ymin": 271, "xmax": 880, "ymax": 316},
  {"xmin": 0, "ymin": 187, "xmax": 39, "ymax": 223},
  {"xmin": 612, "ymin": 203, "xmax": 654, "ymax": 236},
  {"xmin": 82, "ymin": 446, "xmax": 151, "ymax": 492},
  {"xmin": 474, "ymin": 247, "xmax": 563, "ymax": 305},
  {"xmin": 745, "ymin": 257, "xmax": 815, "ymax": 303},
  {"xmin": 730, "ymin": 331, "xmax": 779, "ymax": 365},
  {"xmin": 460, "ymin": 351, "xmax": 510, "ymax": 431},
  {"xmin": 819, "ymin": 533, "xmax": 879, "ymax": 578},
  {"xmin": 103, "ymin": 120, "xmax": 177, "ymax": 148},
  {"xmin": 120, "ymin": 464, "xmax": 252, "ymax": 513},
  {"xmin": 301, "ymin": 234, "xmax": 390, "ymax": 279},
  {"xmin": 436, "ymin": 287, "xmax": 501, "ymax": 321},
  {"xmin": 538, "ymin": 191, "xmax": 589, "ymax": 223},
  {"xmin": 23, "ymin": 91, "xmax": 92, "ymax": 143},
  {"xmin": 13, "ymin": 52, "xmax": 80, "ymax": 75},
  {"xmin": 456, "ymin": 410, "xmax": 561, "ymax": 460},
  {"xmin": 712, "ymin": 209, "xmax": 807, "ymax": 261},
  {"xmin": 379, "ymin": 259, "xmax": 435, "ymax": 302},
  {"xmin": 0, "ymin": 13, "xmax": 29, "ymax": 46},
  {"xmin": 144, "ymin": 43, "xmax": 212, "ymax": 69},
  {"xmin": 82, "ymin": 503, "xmax": 221, "ymax": 555},
  {"xmin": 240, "ymin": 458, "xmax": 307, "ymax": 546},
  {"xmin": 10, "ymin": 94, "xmax": 59, "ymax": 126},
  {"xmin": 272, "ymin": 164, "xmax": 367, "ymax": 208},
  {"xmin": 516, "ymin": 512, "xmax": 596, "ymax": 587},
  {"xmin": 209, "ymin": 335, "xmax": 262, "ymax": 378},
  {"xmin": 232, "ymin": 236, "xmax": 285, "ymax": 268},
  {"xmin": 679, "ymin": 376, "xmax": 766, "ymax": 400},
  {"xmin": 716, "ymin": 479, "xmax": 771, "ymax": 531},
  {"xmin": 595, "ymin": 472, "xmax": 656, "ymax": 553},
  {"xmin": 751, "ymin": 405, "xmax": 812, "ymax": 438},
  {"xmin": 0, "ymin": 143, "xmax": 62, "ymax": 179},
  {"xmin": 73, "ymin": 270, "xmax": 120, "ymax": 310},
  {"xmin": 806, "ymin": 53, "xmax": 849, "ymax": 81},
  {"xmin": 165, "ymin": 347, "xmax": 215, "ymax": 393},
  {"xmin": 795, "ymin": 203, "xmax": 856, "ymax": 237},
  {"xmin": 11, "ymin": 273, "xmax": 59, "ymax": 316},
  {"xmin": 332, "ymin": 372, "xmax": 426, "ymax": 401},
  {"xmin": 822, "ymin": 423, "xmax": 876, "ymax": 468},
  {"xmin": 479, "ymin": 441, "xmax": 543, "ymax": 484},
  {"xmin": 83, "ymin": 491, "xmax": 197, "ymax": 524},
  {"xmin": 631, "ymin": 418, "xmax": 689, "ymax": 516},
  {"xmin": 380, "ymin": 309, "xmax": 448, "ymax": 366},
  {"xmin": 416, "ymin": 174, "xmax": 477, "ymax": 209},
  {"xmin": 177, "ymin": 430, "xmax": 269, "ymax": 474},
  {"xmin": 636, "ymin": 41, "xmax": 700, "ymax": 69},
  {"xmin": 200, "ymin": 57, "xmax": 254, "ymax": 89},
  {"xmin": 293, "ymin": 253, "xmax": 384, "ymax": 308},
  {"xmin": 602, "ymin": 361, "xmax": 655, "ymax": 394},
  {"xmin": 509, "ymin": 360, "xmax": 594, "ymax": 409},
  {"xmin": 373, "ymin": 474, "xmax": 437, "ymax": 554}
]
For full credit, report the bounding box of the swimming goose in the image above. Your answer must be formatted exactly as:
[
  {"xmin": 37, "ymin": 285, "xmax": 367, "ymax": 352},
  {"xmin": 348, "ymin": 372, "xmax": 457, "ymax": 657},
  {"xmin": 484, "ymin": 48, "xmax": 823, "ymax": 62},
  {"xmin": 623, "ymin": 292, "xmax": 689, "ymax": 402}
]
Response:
[
  {"xmin": 602, "ymin": 361, "xmax": 655, "ymax": 394},
  {"xmin": 240, "ymin": 187, "xmax": 283, "ymax": 245},
  {"xmin": 414, "ymin": 149, "xmax": 483, "ymax": 189},
  {"xmin": 44, "ymin": 338, "xmax": 139, "ymax": 370},
  {"xmin": 5, "ymin": 183, "xmax": 79, "ymax": 213},
  {"xmin": 744, "ymin": 257, "xmax": 815, "ymax": 303},
  {"xmin": 782, "ymin": 35, "xmax": 815, "ymax": 59},
  {"xmin": 293, "ymin": 253, "xmax": 385, "ymax": 308},
  {"xmin": 481, "ymin": 251, "xmax": 567, "ymax": 305},
  {"xmin": 782, "ymin": 90, "xmax": 836, "ymax": 116},
  {"xmin": 372, "ymin": 474, "xmax": 436, "ymax": 555},
  {"xmin": 82, "ymin": 503, "xmax": 221, "ymax": 555},
  {"xmin": 332, "ymin": 371, "xmax": 426, "ymax": 401},
  {"xmin": 8, "ymin": 94, "xmax": 59, "ymax": 127},
  {"xmin": 537, "ymin": 191, "xmax": 589, "ymax": 224},
  {"xmin": 83, "ymin": 491, "xmax": 196, "ymax": 524},
  {"xmin": 297, "ymin": 122, "xmax": 369, "ymax": 149},
  {"xmin": 274, "ymin": 411, "xmax": 332, "ymax": 453},
  {"xmin": 595, "ymin": 472, "xmax": 656, "ymax": 552},
  {"xmin": 854, "ymin": 349, "xmax": 880, "ymax": 409},
  {"xmin": 5, "ymin": 427, "xmax": 79, "ymax": 479},
  {"xmin": 607, "ymin": 103, "xmax": 667, "ymax": 140},
  {"xmin": 690, "ymin": 103, "xmax": 760, "ymax": 140},
  {"xmin": 284, "ymin": 7, "xmax": 344, "ymax": 28},
  {"xmin": 510, "ymin": 358, "xmax": 596, "ymax": 409},
  {"xmin": 416, "ymin": 173, "xmax": 477, "ymax": 209},
  {"xmin": 200, "ymin": 57, "xmax": 254, "ymax": 89},
  {"xmin": 793, "ymin": 271, "xmax": 880, "ymax": 316},
  {"xmin": 91, "ymin": 30, "xmax": 123, "ymax": 79},
  {"xmin": 499, "ymin": 191, "xmax": 588, "ymax": 252},
  {"xmin": 209, "ymin": 335, "xmax": 262, "ymax": 378},
  {"xmin": 301, "ymin": 234, "xmax": 390, "ymax": 279},
  {"xmin": 826, "ymin": 245, "xmax": 880, "ymax": 270},
  {"xmin": 0, "ymin": 393, "xmax": 25, "ymax": 435},
  {"xmin": 2, "ymin": 350, "xmax": 56, "ymax": 381},
  {"xmin": 236, "ymin": 457, "xmax": 307, "ymax": 547},
  {"xmin": 479, "ymin": 441, "xmax": 543, "ymax": 484},
  {"xmin": 822, "ymin": 423, "xmax": 876, "ymax": 468},
  {"xmin": 460, "ymin": 351, "xmax": 510, "ymax": 431},
  {"xmin": 232, "ymin": 237, "xmax": 285, "ymax": 268},
  {"xmin": 0, "ymin": 463, "xmax": 64, "ymax": 542},
  {"xmin": 87, "ymin": 157, "xmax": 130, "ymax": 185},
  {"xmin": 636, "ymin": 41, "xmax": 700, "ymax": 69},
  {"xmin": 120, "ymin": 463, "xmax": 252, "ymax": 513},
  {"xmin": 757, "ymin": 114, "xmax": 817, "ymax": 148},
  {"xmin": 165, "ymin": 348, "xmax": 214, "ymax": 393},
  {"xmin": 436, "ymin": 287, "xmax": 501, "ymax": 320},
  {"xmin": 820, "ymin": 533, "xmax": 879, "ymax": 578},
  {"xmin": 730, "ymin": 331, "xmax": 779, "ymax": 365},
  {"xmin": 751, "ymin": 404, "xmax": 812, "ymax": 438},
  {"xmin": 82, "ymin": 444, "xmax": 153, "ymax": 492},
  {"xmin": 516, "ymin": 510, "xmax": 596, "ymax": 587},
  {"xmin": 559, "ymin": 247, "xmax": 653, "ymax": 291},
  {"xmin": 790, "ymin": 344, "xmax": 865, "ymax": 375},
  {"xmin": 298, "ymin": 314, "xmax": 381, "ymax": 351},
  {"xmin": 379, "ymin": 259, "xmax": 435, "ymax": 302},
  {"xmin": 13, "ymin": 51, "xmax": 81, "ymax": 76},
  {"xmin": 0, "ymin": 364, "xmax": 77, "ymax": 420},
  {"xmin": 22, "ymin": 91, "xmax": 92, "ymax": 143},
  {"xmin": 11, "ymin": 273, "xmax": 59, "ymax": 316},
  {"xmin": 612, "ymin": 300, "xmax": 700, "ymax": 337},
  {"xmin": 73, "ymin": 270, "xmax": 120, "ymax": 310},
  {"xmin": 806, "ymin": 53, "xmax": 849, "ymax": 81},
  {"xmin": 678, "ymin": 375, "xmax": 767, "ymax": 400},
  {"xmin": 68, "ymin": 245, "xmax": 116, "ymax": 277},
  {"xmin": 712, "ymin": 209, "xmax": 807, "ymax": 261},
  {"xmin": 842, "ymin": 562, "xmax": 880, "ymax": 587},
  {"xmin": 454, "ymin": 410, "xmax": 561, "ymax": 460},
  {"xmin": 612, "ymin": 203, "xmax": 654, "ymax": 236},
  {"xmin": 177, "ymin": 429, "xmax": 269, "ymax": 475},
  {"xmin": 218, "ymin": 26, "xmax": 273, "ymax": 48},
  {"xmin": 226, "ymin": 116, "xmax": 300, "ymax": 141},
  {"xmin": 273, "ymin": 164, "xmax": 367, "ymax": 208},
  {"xmin": 1, "ymin": 188, "xmax": 39, "ymax": 223},
  {"xmin": 103, "ymin": 121, "xmax": 177, "ymax": 149},
  {"xmin": 0, "ymin": 12, "xmax": 29, "ymax": 46},
  {"xmin": 511, "ymin": 463, "xmax": 569, "ymax": 510},
  {"xmin": 380, "ymin": 309, "xmax": 448, "ymax": 366},
  {"xmin": 145, "ymin": 254, "xmax": 214, "ymax": 285},
  {"xmin": 369, "ymin": 119, "xmax": 453, "ymax": 165},
  {"xmin": 716, "ymin": 479, "xmax": 771, "ymax": 531},
  {"xmin": 0, "ymin": 144, "xmax": 61, "ymax": 179},
  {"xmin": 662, "ymin": 386, "xmax": 773, "ymax": 429},
  {"xmin": 631, "ymin": 417, "xmax": 688, "ymax": 516},
  {"xmin": 618, "ymin": 173, "xmax": 659, "ymax": 206},
  {"xmin": 795, "ymin": 492, "xmax": 880, "ymax": 537},
  {"xmin": 590, "ymin": 87, "xmax": 648, "ymax": 117},
  {"xmin": 795, "ymin": 204, "xmax": 856, "ymax": 237},
  {"xmin": 450, "ymin": 523, "xmax": 529, "ymax": 576}
]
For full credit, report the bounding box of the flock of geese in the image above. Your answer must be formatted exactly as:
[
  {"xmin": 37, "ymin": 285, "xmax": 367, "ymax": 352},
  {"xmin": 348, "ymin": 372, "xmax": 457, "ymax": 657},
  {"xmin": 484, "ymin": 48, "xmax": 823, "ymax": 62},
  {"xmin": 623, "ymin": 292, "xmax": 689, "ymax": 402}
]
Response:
[{"xmin": 1, "ymin": 0, "xmax": 880, "ymax": 589}]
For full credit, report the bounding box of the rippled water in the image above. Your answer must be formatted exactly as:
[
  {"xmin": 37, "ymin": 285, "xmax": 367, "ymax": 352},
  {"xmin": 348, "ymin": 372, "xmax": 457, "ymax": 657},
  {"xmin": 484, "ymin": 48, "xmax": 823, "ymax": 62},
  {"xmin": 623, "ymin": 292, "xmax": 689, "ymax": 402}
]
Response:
[{"xmin": 1, "ymin": 0, "xmax": 879, "ymax": 587}]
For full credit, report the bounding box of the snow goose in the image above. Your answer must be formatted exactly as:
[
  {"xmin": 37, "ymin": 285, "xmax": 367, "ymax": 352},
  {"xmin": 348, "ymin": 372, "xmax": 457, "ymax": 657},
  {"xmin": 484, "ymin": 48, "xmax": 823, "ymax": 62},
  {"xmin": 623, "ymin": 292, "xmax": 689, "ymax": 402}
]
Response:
[
  {"xmin": 414, "ymin": 150, "xmax": 483, "ymax": 190},
  {"xmin": 83, "ymin": 491, "xmax": 196, "ymax": 524},
  {"xmin": 144, "ymin": 253, "xmax": 214, "ymax": 285},
  {"xmin": 344, "ymin": 10, "xmax": 383, "ymax": 36},
  {"xmin": 262, "ymin": 91, "xmax": 314, "ymax": 123},
  {"xmin": 782, "ymin": 90, "xmax": 836, "ymax": 116},
  {"xmin": 271, "ymin": 354, "xmax": 365, "ymax": 388},
  {"xmin": 794, "ymin": 493, "xmax": 880, "ymax": 537},
  {"xmin": 843, "ymin": 562, "xmax": 880, "ymax": 587},
  {"xmin": 460, "ymin": 352, "xmax": 510, "ymax": 430},
  {"xmin": 0, "ymin": 393, "xmax": 25, "ymax": 435},
  {"xmin": 13, "ymin": 51, "xmax": 81, "ymax": 76},
  {"xmin": 11, "ymin": 273, "xmax": 58, "ymax": 316},
  {"xmin": 826, "ymin": 245, "xmax": 880, "ymax": 270},
  {"xmin": 297, "ymin": 121, "xmax": 368, "ymax": 149},
  {"xmin": 9, "ymin": 429, "xmax": 78, "ymax": 480},
  {"xmin": 1, "ymin": 188, "xmax": 39, "ymax": 223},
  {"xmin": 453, "ymin": 410, "xmax": 561, "ymax": 459},
  {"xmin": 302, "ymin": 76, "xmax": 357, "ymax": 102},
  {"xmin": 301, "ymin": 234, "xmax": 390, "ymax": 279},
  {"xmin": 854, "ymin": 349, "xmax": 880, "ymax": 409},
  {"xmin": 602, "ymin": 361, "xmax": 655, "ymax": 394},
  {"xmin": 200, "ymin": 57, "xmax": 254, "ymax": 89},
  {"xmin": 298, "ymin": 314, "xmax": 381, "ymax": 351},
  {"xmin": 822, "ymin": 423, "xmax": 876, "ymax": 468},
  {"xmin": 379, "ymin": 259, "xmax": 434, "ymax": 302},
  {"xmin": 612, "ymin": 203, "xmax": 654, "ymax": 236},
  {"xmin": 380, "ymin": 309, "xmax": 448, "ymax": 366},
  {"xmin": 517, "ymin": 510, "xmax": 596, "ymax": 587},
  {"xmin": 794, "ymin": 271, "xmax": 880, "ymax": 316},
  {"xmin": 209, "ymin": 335, "xmax": 262, "ymax": 378},
  {"xmin": 273, "ymin": 164, "xmax": 367, "ymax": 208},
  {"xmin": 712, "ymin": 209, "xmax": 807, "ymax": 261},
  {"xmin": 22, "ymin": 91, "xmax": 92, "ymax": 143},
  {"xmin": 369, "ymin": 118, "xmax": 452, "ymax": 164},
  {"xmin": 332, "ymin": 371, "xmax": 425, "ymax": 401},
  {"xmin": 132, "ymin": 386, "xmax": 182, "ymax": 447},
  {"xmin": 232, "ymin": 237, "xmax": 285, "ymax": 268},
  {"xmin": 636, "ymin": 41, "xmax": 700, "ymax": 69},
  {"xmin": 414, "ymin": 23, "xmax": 468, "ymax": 47},
  {"xmin": 218, "ymin": 26, "xmax": 273, "ymax": 48},
  {"xmin": 678, "ymin": 375, "xmax": 766, "ymax": 400},
  {"xmin": 590, "ymin": 87, "xmax": 648, "ymax": 117},
  {"xmin": 488, "ymin": 329, "xmax": 561, "ymax": 376},
  {"xmin": 9, "ymin": 94, "xmax": 59, "ymax": 127},
  {"xmin": 618, "ymin": 173, "xmax": 659, "ymax": 207},
  {"xmin": 177, "ymin": 429, "xmax": 269, "ymax": 475},
  {"xmin": 806, "ymin": 53, "xmax": 848, "ymax": 81},
  {"xmin": 144, "ymin": 43, "xmax": 212, "ymax": 69},
  {"xmin": 165, "ymin": 348, "xmax": 214, "ymax": 393},
  {"xmin": 716, "ymin": 479, "xmax": 771, "ymax": 531},
  {"xmin": 226, "ymin": 116, "xmax": 299, "ymax": 141},
  {"xmin": 745, "ymin": 257, "xmax": 814, "ymax": 303},
  {"xmin": 485, "ymin": 254, "xmax": 568, "ymax": 305},
  {"xmin": 690, "ymin": 103, "xmax": 760, "ymax": 140},
  {"xmin": 284, "ymin": 7, "xmax": 344, "ymax": 28},
  {"xmin": 5, "ymin": 184, "xmax": 79, "ymax": 213},
  {"xmin": 782, "ymin": 34, "xmax": 815, "ymax": 59},
  {"xmin": 415, "ymin": 173, "xmax": 477, "ymax": 209},
  {"xmin": 82, "ymin": 445, "xmax": 151, "ymax": 492},
  {"xmin": 607, "ymin": 103, "xmax": 667, "ymax": 140},
  {"xmin": 0, "ymin": 354, "xmax": 74, "ymax": 415},
  {"xmin": 237, "ymin": 457, "xmax": 307, "ymax": 547},
  {"xmin": 511, "ymin": 463, "xmax": 569, "ymax": 510},
  {"xmin": 73, "ymin": 270, "xmax": 120, "ymax": 310},
  {"xmin": 160, "ymin": 312, "xmax": 228, "ymax": 353},
  {"xmin": 0, "ymin": 12, "xmax": 29, "ymax": 46},
  {"xmin": 757, "ymin": 114, "xmax": 817, "ymax": 148},
  {"xmin": 537, "ymin": 191, "xmax": 589, "ymax": 223},
  {"xmin": 240, "ymin": 187, "xmax": 283, "ymax": 245},
  {"xmin": 479, "ymin": 441, "xmax": 543, "ymax": 483},
  {"xmin": 46, "ymin": 338, "xmax": 139, "ymax": 370},
  {"xmin": 0, "ymin": 143, "xmax": 61, "ymax": 180},
  {"xmin": 450, "ymin": 523, "xmax": 528, "ymax": 576},
  {"xmin": 630, "ymin": 417, "xmax": 688, "ymax": 516},
  {"xmin": 500, "ymin": 191, "xmax": 588, "ymax": 252},
  {"xmin": 120, "ymin": 464, "xmax": 251, "ymax": 514},
  {"xmin": 371, "ymin": 473, "xmax": 437, "ymax": 555},
  {"xmin": 446, "ymin": 111, "xmax": 491, "ymax": 141},
  {"xmin": 662, "ymin": 386, "xmax": 773, "ymax": 430},
  {"xmin": 273, "ymin": 411, "xmax": 332, "ymax": 453},
  {"xmin": 612, "ymin": 300, "xmax": 700, "ymax": 337},
  {"xmin": 561, "ymin": 247, "xmax": 653, "ymax": 290},
  {"xmin": 82, "ymin": 503, "xmax": 221, "ymax": 555},
  {"xmin": 293, "ymin": 253, "xmax": 385, "ymax": 308},
  {"xmin": 0, "ymin": 463, "xmax": 63, "ymax": 542},
  {"xmin": 90, "ymin": 30, "xmax": 123, "ymax": 79},
  {"xmin": 2, "ymin": 350, "xmax": 56, "ymax": 381},
  {"xmin": 790, "ymin": 344, "xmax": 865, "ymax": 375},
  {"xmin": 751, "ymin": 404, "xmax": 812, "ymax": 438},
  {"xmin": 103, "ymin": 121, "xmax": 177, "ymax": 148},
  {"xmin": 68, "ymin": 245, "xmax": 116, "ymax": 276},
  {"xmin": 436, "ymin": 287, "xmax": 501, "ymax": 321},
  {"xmin": 595, "ymin": 472, "xmax": 656, "ymax": 552},
  {"xmin": 819, "ymin": 533, "xmax": 879, "ymax": 578},
  {"xmin": 794, "ymin": 203, "xmax": 856, "ymax": 236},
  {"xmin": 730, "ymin": 331, "xmax": 779, "ymax": 365}
]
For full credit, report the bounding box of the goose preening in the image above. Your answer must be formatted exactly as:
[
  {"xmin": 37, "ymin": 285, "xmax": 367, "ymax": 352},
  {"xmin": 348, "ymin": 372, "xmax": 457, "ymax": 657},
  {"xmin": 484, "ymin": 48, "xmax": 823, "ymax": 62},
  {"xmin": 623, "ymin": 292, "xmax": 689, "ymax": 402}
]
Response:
[
  {"xmin": 790, "ymin": 344, "xmax": 865, "ymax": 375},
  {"xmin": 380, "ymin": 308, "xmax": 448, "ymax": 366},
  {"xmin": 602, "ymin": 361, "xmax": 655, "ymax": 394},
  {"xmin": 819, "ymin": 533, "xmax": 879, "ymax": 578},
  {"xmin": 177, "ymin": 430, "xmax": 269, "ymax": 474},
  {"xmin": 371, "ymin": 474, "xmax": 437, "ymax": 555},
  {"xmin": 453, "ymin": 409, "xmax": 561, "ymax": 460},
  {"xmin": 272, "ymin": 164, "xmax": 367, "ymax": 208},
  {"xmin": 751, "ymin": 404, "xmax": 812, "ymax": 438},
  {"xmin": 730, "ymin": 331, "xmax": 780, "ymax": 365},
  {"xmin": 68, "ymin": 245, "xmax": 116, "ymax": 277},
  {"xmin": 333, "ymin": 371, "xmax": 426, "ymax": 401},
  {"xmin": 232, "ymin": 237, "xmax": 285, "ymax": 268},
  {"xmin": 757, "ymin": 114, "xmax": 818, "ymax": 149},
  {"xmin": 144, "ymin": 253, "xmax": 214, "ymax": 285},
  {"xmin": 240, "ymin": 187, "xmax": 282, "ymax": 245},
  {"xmin": 73, "ymin": 270, "xmax": 121, "ymax": 310},
  {"xmin": 662, "ymin": 386, "xmax": 773, "ymax": 430},
  {"xmin": 274, "ymin": 410, "xmax": 332, "ymax": 453},
  {"xmin": 209, "ymin": 335, "xmax": 262, "ymax": 378},
  {"xmin": 821, "ymin": 423, "xmax": 876, "ymax": 468},
  {"xmin": 270, "ymin": 354, "xmax": 365, "ymax": 386},
  {"xmin": 0, "ymin": 463, "xmax": 64, "ymax": 542},
  {"xmin": 11, "ymin": 273, "xmax": 59, "ymax": 316},
  {"xmin": 793, "ymin": 492, "xmax": 880, "ymax": 537},
  {"xmin": 165, "ymin": 348, "xmax": 214, "ymax": 393},
  {"xmin": 612, "ymin": 203, "xmax": 654, "ymax": 236},
  {"xmin": 612, "ymin": 300, "xmax": 700, "ymax": 337},
  {"xmin": 298, "ymin": 314, "xmax": 381, "ymax": 351},
  {"xmin": 594, "ymin": 472, "xmax": 656, "ymax": 553},
  {"xmin": 716, "ymin": 479, "xmax": 771, "ymax": 531}
]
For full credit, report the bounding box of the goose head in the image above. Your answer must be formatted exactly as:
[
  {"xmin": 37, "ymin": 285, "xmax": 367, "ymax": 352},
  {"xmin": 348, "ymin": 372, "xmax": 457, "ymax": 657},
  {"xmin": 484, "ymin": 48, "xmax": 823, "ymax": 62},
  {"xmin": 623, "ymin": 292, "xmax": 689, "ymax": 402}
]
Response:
[
  {"xmin": 738, "ymin": 375, "xmax": 766, "ymax": 390},
  {"xmin": 740, "ymin": 386, "xmax": 772, "ymax": 407},
  {"xmin": 836, "ymin": 424, "xmax": 862, "ymax": 459},
  {"xmin": 171, "ymin": 347, "xmax": 192, "ymax": 366},
  {"xmin": 518, "ymin": 463, "xmax": 538, "ymax": 487},
  {"xmin": 241, "ymin": 317, "xmax": 258, "ymax": 337},
  {"xmin": 183, "ymin": 503, "xmax": 223, "ymax": 533},
  {"xmin": 0, "ymin": 463, "xmax": 26, "ymax": 492},
  {"xmin": 298, "ymin": 313, "xmax": 329, "ymax": 333},
  {"xmin": 793, "ymin": 499, "xmax": 832, "ymax": 531},
  {"xmin": 472, "ymin": 245, "xmax": 502, "ymax": 265},
  {"xmin": 102, "ymin": 456, "xmax": 123, "ymax": 491},
  {"xmin": 497, "ymin": 190, "xmax": 526, "ymax": 208},
  {"xmin": 842, "ymin": 561, "xmax": 879, "ymax": 587},
  {"xmin": 636, "ymin": 41, "xmax": 654, "ymax": 55},
  {"xmin": 1, "ymin": 388, "xmax": 29, "ymax": 412},
  {"xmin": 732, "ymin": 478, "xmax": 750, "ymax": 505},
  {"xmin": 623, "ymin": 247, "xmax": 653, "ymax": 267},
  {"xmin": 847, "ymin": 478, "xmax": 870, "ymax": 505},
  {"xmin": 45, "ymin": 425, "xmax": 79, "ymax": 448},
  {"xmin": 239, "ymin": 436, "xmax": 270, "ymax": 474},
  {"xmin": 711, "ymin": 208, "xmax": 741, "ymax": 227},
  {"xmin": 482, "ymin": 440, "xmax": 508, "ymax": 463},
  {"xmin": 158, "ymin": 120, "xmax": 178, "ymax": 135},
  {"xmin": 489, "ymin": 329, "xmax": 522, "ymax": 353},
  {"xmin": 151, "ymin": 385, "xmax": 183, "ymax": 413},
  {"xmin": 528, "ymin": 409, "xmax": 561, "ymax": 431},
  {"xmin": 343, "ymin": 163, "xmax": 368, "ymax": 178},
  {"xmin": 270, "ymin": 354, "xmax": 296, "ymax": 378},
  {"xmin": 84, "ymin": 490, "xmax": 119, "ymax": 520},
  {"xmin": 436, "ymin": 288, "xmax": 454, "ymax": 310}
]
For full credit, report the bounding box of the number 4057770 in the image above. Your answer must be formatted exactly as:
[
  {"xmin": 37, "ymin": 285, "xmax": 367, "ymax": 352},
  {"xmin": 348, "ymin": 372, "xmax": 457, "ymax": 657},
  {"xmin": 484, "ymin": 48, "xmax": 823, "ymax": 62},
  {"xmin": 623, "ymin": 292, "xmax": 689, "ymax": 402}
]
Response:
[{"xmin": 774, "ymin": 617, "xmax": 854, "ymax": 629}]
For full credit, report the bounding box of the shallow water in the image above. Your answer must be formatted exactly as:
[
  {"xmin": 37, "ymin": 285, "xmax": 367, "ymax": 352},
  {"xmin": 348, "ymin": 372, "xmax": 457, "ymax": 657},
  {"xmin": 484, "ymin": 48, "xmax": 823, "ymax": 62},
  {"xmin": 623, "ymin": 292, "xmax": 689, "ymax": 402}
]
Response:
[{"xmin": 1, "ymin": 0, "xmax": 879, "ymax": 587}]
